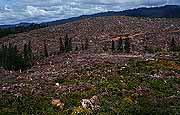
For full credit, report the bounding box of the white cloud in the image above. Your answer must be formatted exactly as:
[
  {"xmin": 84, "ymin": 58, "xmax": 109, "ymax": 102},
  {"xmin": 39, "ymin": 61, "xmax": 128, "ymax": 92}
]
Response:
[
  {"xmin": 0, "ymin": 0, "xmax": 179, "ymax": 25},
  {"xmin": 25, "ymin": 6, "xmax": 50, "ymax": 17}
]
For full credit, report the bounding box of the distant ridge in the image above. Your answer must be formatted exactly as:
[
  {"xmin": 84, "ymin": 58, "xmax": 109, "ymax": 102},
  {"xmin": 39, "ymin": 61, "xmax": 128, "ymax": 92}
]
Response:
[
  {"xmin": 45, "ymin": 5, "xmax": 180, "ymax": 26},
  {"xmin": 1, "ymin": 5, "xmax": 180, "ymax": 28},
  {"xmin": 0, "ymin": 23, "xmax": 34, "ymax": 29}
]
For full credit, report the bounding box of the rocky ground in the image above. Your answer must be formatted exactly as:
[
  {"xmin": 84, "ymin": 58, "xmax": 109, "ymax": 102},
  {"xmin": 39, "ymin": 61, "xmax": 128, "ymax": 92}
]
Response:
[
  {"xmin": 0, "ymin": 16, "xmax": 180, "ymax": 114},
  {"xmin": 1, "ymin": 52, "xmax": 180, "ymax": 115},
  {"xmin": 0, "ymin": 16, "xmax": 180, "ymax": 54},
  {"xmin": 0, "ymin": 53, "xmax": 142, "ymax": 97}
]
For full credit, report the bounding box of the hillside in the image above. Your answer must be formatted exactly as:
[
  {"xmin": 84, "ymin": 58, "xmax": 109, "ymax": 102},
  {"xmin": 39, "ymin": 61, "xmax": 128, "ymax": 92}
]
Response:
[
  {"xmin": 47, "ymin": 5, "xmax": 180, "ymax": 26},
  {"xmin": 1, "ymin": 5, "xmax": 180, "ymax": 40},
  {"xmin": 1, "ymin": 16, "xmax": 180, "ymax": 54},
  {"xmin": 1, "ymin": 15, "xmax": 180, "ymax": 114}
]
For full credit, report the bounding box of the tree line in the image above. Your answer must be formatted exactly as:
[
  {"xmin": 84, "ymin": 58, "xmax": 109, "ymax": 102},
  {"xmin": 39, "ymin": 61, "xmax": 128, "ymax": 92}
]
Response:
[
  {"xmin": 111, "ymin": 37, "xmax": 131, "ymax": 53},
  {"xmin": 0, "ymin": 33, "xmax": 81, "ymax": 71},
  {"xmin": 170, "ymin": 38, "xmax": 180, "ymax": 52},
  {"xmin": 0, "ymin": 34, "xmax": 131, "ymax": 71},
  {"xmin": 2, "ymin": 33, "xmax": 179, "ymax": 71},
  {"xmin": 0, "ymin": 41, "xmax": 33, "ymax": 71},
  {"xmin": 0, "ymin": 24, "xmax": 48, "ymax": 38},
  {"xmin": 144, "ymin": 38, "xmax": 180, "ymax": 53},
  {"xmin": 44, "ymin": 33, "xmax": 89, "ymax": 56}
]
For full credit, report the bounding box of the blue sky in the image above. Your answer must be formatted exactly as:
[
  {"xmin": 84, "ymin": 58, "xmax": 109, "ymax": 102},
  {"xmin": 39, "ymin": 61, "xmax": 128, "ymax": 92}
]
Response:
[{"xmin": 0, "ymin": 0, "xmax": 180, "ymax": 25}]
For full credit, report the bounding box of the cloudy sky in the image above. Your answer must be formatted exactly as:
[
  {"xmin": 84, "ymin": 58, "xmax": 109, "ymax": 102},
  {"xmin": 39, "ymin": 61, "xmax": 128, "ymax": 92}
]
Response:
[{"xmin": 0, "ymin": 0, "xmax": 180, "ymax": 25}]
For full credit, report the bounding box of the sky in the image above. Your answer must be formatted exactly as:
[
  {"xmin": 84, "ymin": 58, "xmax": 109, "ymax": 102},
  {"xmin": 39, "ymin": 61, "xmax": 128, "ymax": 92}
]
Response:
[{"xmin": 0, "ymin": 0, "xmax": 180, "ymax": 25}]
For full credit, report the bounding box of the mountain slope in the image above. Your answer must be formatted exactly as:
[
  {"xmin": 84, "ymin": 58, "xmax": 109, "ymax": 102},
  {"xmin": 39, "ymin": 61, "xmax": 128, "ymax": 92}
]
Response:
[
  {"xmin": 46, "ymin": 5, "xmax": 180, "ymax": 26},
  {"xmin": 1, "ymin": 16, "xmax": 180, "ymax": 54}
]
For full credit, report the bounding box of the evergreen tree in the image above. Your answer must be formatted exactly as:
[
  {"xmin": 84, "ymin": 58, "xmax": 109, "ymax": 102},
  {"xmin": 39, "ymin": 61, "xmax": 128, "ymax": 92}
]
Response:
[
  {"xmin": 23, "ymin": 43, "xmax": 28, "ymax": 63},
  {"xmin": 64, "ymin": 33, "xmax": 69, "ymax": 52},
  {"xmin": 43, "ymin": 40, "xmax": 49, "ymax": 57},
  {"xmin": 117, "ymin": 38, "xmax": 123, "ymax": 52},
  {"xmin": 11, "ymin": 45, "xmax": 18, "ymax": 70},
  {"xmin": 75, "ymin": 45, "xmax": 78, "ymax": 51},
  {"xmin": 64, "ymin": 33, "xmax": 72, "ymax": 52},
  {"xmin": 124, "ymin": 38, "xmax": 130, "ymax": 53},
  {"xmin": 81, "ymin": 43, "xmax": 85, "ymax": 51},
  {"xmin": 12, "ymin": 45, "xmax": 26, "ymax": 71},
  {"xmin": 84, "ymin": 38, "xmax": 89, "ymax": 50},
  {"xmin": 112, "ymin": 40, "xmax": 115, "ymax": 52},
  {"xmin": 170, "ymin": 38, "xmax": 176, "ymax": 52},
  {"xmin": 59, "ymin": 37, "xmax": 64, "ymax": 53},
  {"xmin": 28, "ymin": 40, "xmax": 33, "ymax": 62},
  {"xmin": 0, "ymin": 45, "xmax": 2, "ymax": 67},
  {"xmin": 69, "ymin": 37, "xmax": 72, "ymax": 51},
  {"xmin": 23, "ymin": 41, "xmax": 33, "ymax": 68},
  {"xmin": 7, "ymin": 43, "xmax": 13, "ymax": 70},
  {"xmin": 3, "ymin": 44, "xmax": 8, "ymax": 69},
  {"xmin": 0, "ymin": 43, "xmax": 32, "ymax": 71},
  {"xmin": 1, "ymin": 44, "xmax": 5, "ymax": 67},
  {"xmin": 103, "ymin": 43, "xmax": 108, "ymax": 52},
  {"xmin": 14, "ymin": 52, "xmax": 26, "ymax": 71}
]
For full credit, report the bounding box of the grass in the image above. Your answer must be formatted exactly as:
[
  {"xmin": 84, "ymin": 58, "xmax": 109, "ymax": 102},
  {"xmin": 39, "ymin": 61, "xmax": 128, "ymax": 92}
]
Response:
[
  {"xmin": 1, "ymin": 57, "xmax": 180, "ymax": 115},
  {"xmin": 0, "ymin": 95, "xmax": 62, "ymax": 115}
]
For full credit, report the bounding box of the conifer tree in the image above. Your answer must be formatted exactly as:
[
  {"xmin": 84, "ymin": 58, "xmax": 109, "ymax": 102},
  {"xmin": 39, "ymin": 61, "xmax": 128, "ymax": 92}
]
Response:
[
  {"xmin": 23, "ymin": 43, "xmax": 28, "ymax": 63},
  {"xmin": 13, "ymin": 45, "xmax": 26, "ymax": 71},
  {"xmin": 12, "ymin": 45, "xmax": 18, "ymax": 70},
  {"xmin": 170, "ymin": 38, "xmax": 176, "ymax": 52},
  {"xmin": 64, "ymin": 33, "xmax": 69, "ymax": 52},
  {"xmin": 75, "ymin": 45, "xmax": 78, "ymax": 51},
  {"xmin": 44, "ymin": 40, "xmax": 49, "ymax": 57},
  {"xmin": 84, "ymin": 38, "xmax": 89, "ymax": 50},
  {"xmin": 7, "ymin": 43, "xmax": 13, "ymax": 70},
  {"xmin": 1, "ymin": 44, "xmax": 5, "ymax": 68},
  {"xmin": 81, "ymin": 43, "xmax": 85, "ymax": 51},
  {"xmin": 3, "ymin": 44, "xmax": 8, "ymax": 69},
  {"xmin": 0, "ymin": 43, "xmax": 32, "ymax": 71},
  {"xmin": 117, "ymin": 38, "xmax": 123, "ymax": 52},
  {"xmin": 59, "ymin": 37, "xmax": 64, "ymax": 53},
  {"xmin": 124, "ymin": 38, "xmax": 130, "ymax": 53},
  {"xmin": 112, "ymin": 40, "xmax": 115, "ymax": 52},
  {"xmin": 69, "ymin": 37, "xmax": 72, "ymax": 51},
  {"xmin": 0, "ymin": 45, "xmax": 2, "ymax": 67},
  {"xmin": 103, "ymin": 43, "xmax": 108, "ymax": 52},
  {"xmin": 64, "ymin": 33, "xmax": 72, "ymax": 52},
  {"xmin": 28, "ymin": 40, "xmax": 33, "ymax": 62}
]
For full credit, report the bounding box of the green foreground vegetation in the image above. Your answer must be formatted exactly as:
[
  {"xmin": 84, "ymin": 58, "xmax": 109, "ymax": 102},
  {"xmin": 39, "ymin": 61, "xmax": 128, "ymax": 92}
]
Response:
[{"xmin": 1, "ymin": 57, "xmax": 180, "ymax": 115}]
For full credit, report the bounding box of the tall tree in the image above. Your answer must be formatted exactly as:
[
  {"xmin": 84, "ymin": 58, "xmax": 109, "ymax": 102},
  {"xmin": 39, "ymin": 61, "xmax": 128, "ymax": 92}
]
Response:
[
  {"xmin": 59, "ymin": 37, "xmax": 64, "ymax": 53},
  {"xmin": 81, "ymin": 43, "xmax": 85, "ymax": 51},
  {"xmin": 117, "ymin": 38, "xmax": 123, "ymax": 52},
  {"xmin": 124, "ymin": 38, "xmax": 130, "ymax": 53},
  {"xmin": 3, "ymin": 44, "xmax": 8, "ymax": 69},
  {"xmin": 1, "ymin": 44, "xmax": 6, "ymax": 68},
  {"xmin": 112, "ymin": 40, "xmax": 115, "ymax": 52},
  {"xmin": 64, "ymin": 33, "xmax": 72, "ymax": 52},
  {"xmin": 7, "ymin": 43, "xmax": 13, "ymax": 70},
  {"xmin": 69, "ymin": 37, "xmax": 72, "ymax": 51},
  {"xmin": 28, "ymin": 40, "xmax": 33, "ymax": 62},
  {"xmin": 0, "ymin": 43, "xmax": 32, "ymax": 71},
  {"xmin": 0, "ymin": 45, "xmax": 2, "ymax": 67},
  {"xmin": 170, "ymin": 38, "xmax": 176, "ymax": 52},
  {"xmin": 12, "ymin": 45, "xmax": 18, "ymax": 70},
  {"xmin": 64, "ymin": 33, "xmax": 69, "ymax": 52},
  {"xmin": 75, "ymin": 45, "xmax": 78, "ymax": 51},
  {"xmin": 103, "ymin": 43, "xmax": 108, "ymax": 52},
  {"xmin": 23, "ymin": 43, "xmax": 28, "ymax": 63},
  {"xmin": 13, "ymin": 45, "xmax": 26, "ymax": 71},
  {"xmin": 84, "ymin": 38, "xmax": 89, "ymax": 50},
  {"xmin": 43, "ymin": 40, "xmax": 49, "ymax": 57}
]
